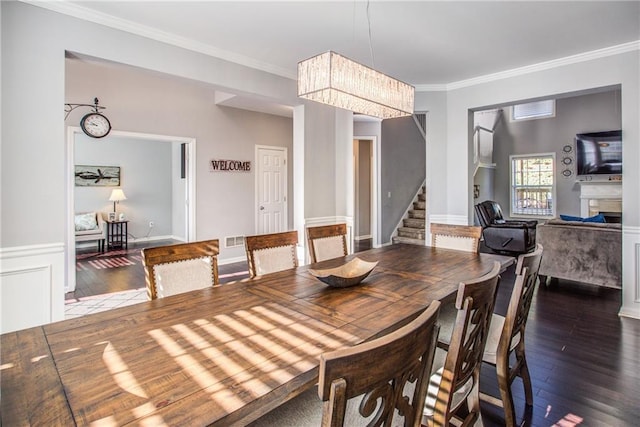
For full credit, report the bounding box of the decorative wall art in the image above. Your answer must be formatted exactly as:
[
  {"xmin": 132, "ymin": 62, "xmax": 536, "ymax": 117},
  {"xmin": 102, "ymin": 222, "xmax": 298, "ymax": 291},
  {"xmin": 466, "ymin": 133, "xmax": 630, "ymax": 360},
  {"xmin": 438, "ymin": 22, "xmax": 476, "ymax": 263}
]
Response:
[
  {"xmin": 75, "ymin": 165, "xmax": 121, "ymax": 187},
  {"xmin": 560, "ymin": 144, "xmax": 574, "ymax": 178}
]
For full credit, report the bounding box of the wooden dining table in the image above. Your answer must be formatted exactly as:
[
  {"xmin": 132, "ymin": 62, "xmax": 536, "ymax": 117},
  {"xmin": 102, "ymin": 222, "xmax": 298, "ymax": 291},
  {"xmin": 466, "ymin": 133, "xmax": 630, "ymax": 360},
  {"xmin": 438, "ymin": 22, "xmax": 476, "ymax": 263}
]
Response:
[{"xmin": 0, "ymin": 243, "xmax": 514, "ymax": 426}]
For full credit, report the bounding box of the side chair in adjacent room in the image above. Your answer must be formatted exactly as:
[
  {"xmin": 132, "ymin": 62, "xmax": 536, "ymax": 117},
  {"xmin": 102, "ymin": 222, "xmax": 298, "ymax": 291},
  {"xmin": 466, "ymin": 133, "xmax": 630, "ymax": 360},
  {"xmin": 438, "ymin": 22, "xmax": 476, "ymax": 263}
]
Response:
[
  {"xmin": 141, "ymin": 239, "xmax": 220, "ymax": 300},
  {"xmin": 306, "ymin": 223, "xmax": 348, "ymax": 263},
  {"xmin": 481, "ymin": 244, "xmax": 543, "ymax": 427},
  {"xmin": 244, "ymin": 230, "xmax": 298, "ymax": 278}
]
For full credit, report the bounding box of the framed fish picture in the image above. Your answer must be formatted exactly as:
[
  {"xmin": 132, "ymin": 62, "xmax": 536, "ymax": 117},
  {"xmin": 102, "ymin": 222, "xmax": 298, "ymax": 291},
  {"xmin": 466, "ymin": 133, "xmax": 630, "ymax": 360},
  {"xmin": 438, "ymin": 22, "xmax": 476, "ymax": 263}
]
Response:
[{"xmin": 75, "ymin": 165, "xmax": 121, "ymax": 187}]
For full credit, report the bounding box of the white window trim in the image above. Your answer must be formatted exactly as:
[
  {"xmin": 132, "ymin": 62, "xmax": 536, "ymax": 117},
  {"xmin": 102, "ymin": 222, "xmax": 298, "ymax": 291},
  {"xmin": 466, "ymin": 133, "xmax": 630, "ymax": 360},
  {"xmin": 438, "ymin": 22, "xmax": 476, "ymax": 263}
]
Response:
[{"xmin": 509, "ymin": 152, "xmax": 556, "ymax": 219}]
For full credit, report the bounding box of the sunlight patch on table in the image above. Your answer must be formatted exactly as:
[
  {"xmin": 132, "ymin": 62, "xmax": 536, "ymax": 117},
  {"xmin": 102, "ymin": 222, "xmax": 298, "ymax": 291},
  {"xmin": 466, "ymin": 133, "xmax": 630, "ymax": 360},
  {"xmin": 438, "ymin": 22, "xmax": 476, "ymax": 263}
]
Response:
[
  {"xmin": 194, "ymin": 318, "xmax": 234, "ymax": 343},
  {"xmin": 134, "ymin": 402, "xmax": 169, "ymax": 426},
  {"xmin": 149, "ymin": 328, "xmax": 244, "ymax": 411},
  {"xmin": 102, "ymin": 342, "xmax": 148, "ymax": 398}
]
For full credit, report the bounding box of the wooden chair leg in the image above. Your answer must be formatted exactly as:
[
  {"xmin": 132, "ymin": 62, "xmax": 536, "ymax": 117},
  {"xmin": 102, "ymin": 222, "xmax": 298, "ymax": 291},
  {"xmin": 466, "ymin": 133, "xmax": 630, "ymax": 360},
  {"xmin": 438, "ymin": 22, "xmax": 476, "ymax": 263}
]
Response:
[
  {"xmin": 496, "ymin": 358, "xmax": 517, "ymax": 427},
  {"xmin": 516, "ymin": 345, "xmax": 534, "ymax": 406}
]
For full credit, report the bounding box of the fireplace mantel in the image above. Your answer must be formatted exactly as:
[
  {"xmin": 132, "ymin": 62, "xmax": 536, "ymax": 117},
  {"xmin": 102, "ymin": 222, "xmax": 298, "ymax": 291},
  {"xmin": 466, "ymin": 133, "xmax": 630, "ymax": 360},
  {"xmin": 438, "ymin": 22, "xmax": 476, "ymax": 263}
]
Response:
[{"xmin": 577, "ymin": 180, "xmax": 622, "ymax": 217}]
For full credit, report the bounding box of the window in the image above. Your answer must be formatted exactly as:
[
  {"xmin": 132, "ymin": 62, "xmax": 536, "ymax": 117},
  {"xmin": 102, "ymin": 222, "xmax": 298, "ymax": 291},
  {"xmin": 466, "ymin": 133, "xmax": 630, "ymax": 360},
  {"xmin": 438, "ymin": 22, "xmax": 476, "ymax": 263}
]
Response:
[
  {"xmin": 511, "ymin": 100, "xmax": 555, "ymax": 121},
  {"xmin": 510, "ymin": 153, "xmax": 555, "ymax": 218}
]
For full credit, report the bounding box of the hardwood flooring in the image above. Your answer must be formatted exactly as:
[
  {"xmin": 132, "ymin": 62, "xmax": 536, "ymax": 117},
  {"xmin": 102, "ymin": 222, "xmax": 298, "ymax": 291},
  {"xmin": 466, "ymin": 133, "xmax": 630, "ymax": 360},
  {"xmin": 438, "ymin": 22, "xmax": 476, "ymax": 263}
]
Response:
[
  {"xmin": 480, "ymin": 270, "xmax": 639, "ymax": 427},
  {"xmin": 69, "ymin": 240, "xmax": 640, "ymax": 426}
]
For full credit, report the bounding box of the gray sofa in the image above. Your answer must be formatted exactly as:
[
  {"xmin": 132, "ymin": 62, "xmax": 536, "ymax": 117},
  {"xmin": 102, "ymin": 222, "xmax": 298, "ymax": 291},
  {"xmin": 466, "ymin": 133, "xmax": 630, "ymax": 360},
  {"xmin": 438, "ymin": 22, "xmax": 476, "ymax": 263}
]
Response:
[{"xmin": 536, "ymin": 219, "xmax": 621, "ymax": 289}]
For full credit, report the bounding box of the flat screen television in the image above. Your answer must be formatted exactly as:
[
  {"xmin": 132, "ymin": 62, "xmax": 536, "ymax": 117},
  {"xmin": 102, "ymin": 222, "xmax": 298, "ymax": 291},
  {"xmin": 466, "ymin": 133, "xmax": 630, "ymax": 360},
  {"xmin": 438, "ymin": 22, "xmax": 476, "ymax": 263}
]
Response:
[{"xmin": 575, "ymin": 130, "xmax": 622, "ymax": 177}]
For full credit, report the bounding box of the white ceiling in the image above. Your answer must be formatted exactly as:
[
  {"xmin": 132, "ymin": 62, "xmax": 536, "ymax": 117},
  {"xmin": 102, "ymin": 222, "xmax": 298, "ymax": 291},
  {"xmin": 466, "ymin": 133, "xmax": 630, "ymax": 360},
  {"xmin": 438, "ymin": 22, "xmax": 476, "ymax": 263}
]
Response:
[{"xmin": 52, "ymin": 1, "xmax": 640, "ymax": 115}]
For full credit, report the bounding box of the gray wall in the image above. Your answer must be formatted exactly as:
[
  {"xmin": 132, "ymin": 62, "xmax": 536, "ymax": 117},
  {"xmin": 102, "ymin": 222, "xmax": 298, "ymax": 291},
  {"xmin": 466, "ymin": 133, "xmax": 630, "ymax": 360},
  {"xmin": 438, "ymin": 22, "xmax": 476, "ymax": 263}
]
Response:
[
  {"xmin": 75, "ymin": 134, "xmax": 174, "ymax": 240},
  {"xmin": 381, "ymin": 116, "xmax": 425, "ymax": 243},
  {"xmin": 65, "ymin": 55, "xmax": 293, "ymax": 261},
  {"xmin": 1, "ymin": 1, "xmax": 295, "ymax": 251},
  {"xmin": 491, "ymin": 89, "xmax": 622, "ymax": 219}
]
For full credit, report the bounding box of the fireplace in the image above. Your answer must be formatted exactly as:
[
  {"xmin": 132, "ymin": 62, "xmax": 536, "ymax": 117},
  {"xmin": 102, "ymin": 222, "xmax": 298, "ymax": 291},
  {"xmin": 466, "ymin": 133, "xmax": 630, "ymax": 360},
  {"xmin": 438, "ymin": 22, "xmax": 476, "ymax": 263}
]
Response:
[{"xmin": 578, "ymin": 181, "xmax": 622, "ymax": 220}]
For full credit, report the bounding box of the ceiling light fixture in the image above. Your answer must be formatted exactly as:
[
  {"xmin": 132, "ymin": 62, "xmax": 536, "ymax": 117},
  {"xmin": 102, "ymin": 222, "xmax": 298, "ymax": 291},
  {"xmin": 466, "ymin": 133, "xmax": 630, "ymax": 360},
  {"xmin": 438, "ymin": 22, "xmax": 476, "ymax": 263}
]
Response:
[
  {"xmin": 297, "ymin": 2, "xmax": 414, "ymax": 119},
  {"xmin": 297, "ymin": 51, "xmax": 414, "ymax": 119}
]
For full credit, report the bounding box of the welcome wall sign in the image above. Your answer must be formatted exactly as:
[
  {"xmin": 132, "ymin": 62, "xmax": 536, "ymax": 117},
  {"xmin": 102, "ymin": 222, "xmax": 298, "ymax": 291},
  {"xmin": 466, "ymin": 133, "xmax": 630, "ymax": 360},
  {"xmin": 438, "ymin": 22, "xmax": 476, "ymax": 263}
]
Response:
[{"xmin": 210, "ymin": 159, "xmax": 251, "ymax": 172}]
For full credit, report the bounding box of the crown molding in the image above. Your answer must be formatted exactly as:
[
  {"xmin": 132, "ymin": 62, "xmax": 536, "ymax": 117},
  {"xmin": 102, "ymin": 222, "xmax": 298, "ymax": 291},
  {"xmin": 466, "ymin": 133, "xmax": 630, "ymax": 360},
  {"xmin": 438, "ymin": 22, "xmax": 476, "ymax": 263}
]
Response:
[
  {"xmin": 414, "ymin": 83, "xmax": 448, "ymax": 92},
  {"xmin": 24, "ymin": 2, "xmax": 639, "ymax": 91},
  {"xmin": 442, "ymin": 40, "xmax": 640, "ymax": 92},
  {"xmin": 25, "ymin": 0, "xmax": 297, "ymax": 80}
]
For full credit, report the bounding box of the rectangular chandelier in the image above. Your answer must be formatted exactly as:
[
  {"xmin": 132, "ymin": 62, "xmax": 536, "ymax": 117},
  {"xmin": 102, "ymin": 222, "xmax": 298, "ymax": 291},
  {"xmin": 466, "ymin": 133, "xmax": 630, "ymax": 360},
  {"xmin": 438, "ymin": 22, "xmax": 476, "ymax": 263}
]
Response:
[{"xmin": 298, "ymin": 51, "xmax": 415, "ymax": 119}]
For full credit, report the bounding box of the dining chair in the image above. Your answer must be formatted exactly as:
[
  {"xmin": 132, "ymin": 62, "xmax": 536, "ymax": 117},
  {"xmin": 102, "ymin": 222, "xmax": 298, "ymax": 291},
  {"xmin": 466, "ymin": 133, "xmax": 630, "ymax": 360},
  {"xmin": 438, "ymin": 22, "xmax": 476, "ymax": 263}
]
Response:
[
  {"xmin": 430, "ymin": 222, "xmax": 483, "ymax": 253},
  {"xmin": 481, "ymin": 244, "xmax": 543, "ymax": 427},
  {"xmin": 306, "ymin": 223, "xmax": 348, "ymax": 263},
  {"xmin": 422, "ymin": 261, "xmax": 501, "ymax": 427},
  {"xmin": 249, "ymin": 301, "xmax": 441, "ymax": 427},
  {"xmin": 244, "ymin": 230, "xmax": 298, "ymax": 278},
  {"xmin": 141, "ymin": 239, "xmax": 219, "ymax": 300}
]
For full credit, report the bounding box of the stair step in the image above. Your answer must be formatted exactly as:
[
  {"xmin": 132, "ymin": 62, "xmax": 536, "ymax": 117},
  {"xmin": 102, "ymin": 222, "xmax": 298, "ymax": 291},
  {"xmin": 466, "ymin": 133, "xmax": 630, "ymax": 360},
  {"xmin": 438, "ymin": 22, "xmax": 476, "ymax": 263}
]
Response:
[
  {"xmin": 397, "ymin": 227, "xmax": 425, "ymax": 239},
  {"xmin": 409, "ymin": 210, "xmax": 426, "ymax": 219},
  {"xmin": 418, "ymin": 193, "xmax": 426, "ymax": 202},
  {"xmin": 413, "ymin": 201, "xmax": 426, "ymax": 210},
  {"xmin": 403, "ymin": 218, "xmax": 425, "ymax": 228},
  {"xmin": 393, "ymin": 236, "xmax": 426, "ymax": 246}
]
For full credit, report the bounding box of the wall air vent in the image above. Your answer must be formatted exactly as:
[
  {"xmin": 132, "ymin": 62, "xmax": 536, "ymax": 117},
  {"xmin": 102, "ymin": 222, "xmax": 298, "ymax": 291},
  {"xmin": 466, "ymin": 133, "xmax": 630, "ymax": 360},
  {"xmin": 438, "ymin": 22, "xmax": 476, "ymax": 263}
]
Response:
[{"xmin": 225, "ymin": 236, "xmax": 245, "ymax": 248}]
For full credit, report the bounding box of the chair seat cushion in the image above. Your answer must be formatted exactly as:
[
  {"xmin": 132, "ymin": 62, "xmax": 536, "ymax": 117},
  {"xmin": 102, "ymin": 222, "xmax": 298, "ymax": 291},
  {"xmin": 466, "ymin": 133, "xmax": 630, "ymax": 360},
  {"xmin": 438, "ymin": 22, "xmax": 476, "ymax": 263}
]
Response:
[{"xmin": 482, "ymin": 313, "xmax": 521, "ymax": 365}]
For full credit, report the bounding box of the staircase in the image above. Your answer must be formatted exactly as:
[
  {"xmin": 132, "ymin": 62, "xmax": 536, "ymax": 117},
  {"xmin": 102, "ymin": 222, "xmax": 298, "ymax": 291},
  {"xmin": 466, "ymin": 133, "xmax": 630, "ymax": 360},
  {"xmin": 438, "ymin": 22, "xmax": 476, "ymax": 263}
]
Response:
[{"xmin": 392, "ymin": 185, "xmax": 426, "ymax": 245}]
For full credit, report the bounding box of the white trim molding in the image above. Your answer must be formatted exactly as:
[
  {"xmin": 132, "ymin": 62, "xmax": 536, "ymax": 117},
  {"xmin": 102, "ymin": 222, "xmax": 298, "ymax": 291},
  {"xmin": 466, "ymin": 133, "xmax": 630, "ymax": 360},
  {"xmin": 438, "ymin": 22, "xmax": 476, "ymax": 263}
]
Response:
[
  {"xmin": 26, "ymin": 0, "xmax": 295, "ymax": 79},
  {"xmin": 443, "ymin": 41, "xmax": 640, "ymax": 91},
  {"xmin": 620, "ymin": 226, "xmax": 640, "ymax": 319},
  {"xmin": 0, "ymin": 243, "xmax": 65, "ymax": 333}
]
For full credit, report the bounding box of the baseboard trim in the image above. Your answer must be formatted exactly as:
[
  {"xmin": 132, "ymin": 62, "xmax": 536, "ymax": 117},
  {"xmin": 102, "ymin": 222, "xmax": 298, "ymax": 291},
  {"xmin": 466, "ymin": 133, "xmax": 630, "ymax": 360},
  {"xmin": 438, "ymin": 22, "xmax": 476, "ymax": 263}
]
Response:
[
  {"xmin": 218, "ymin": 255, "xmax": 247, "ymax": 266},
  {"xmin": 129, "ymin": 235, "xmax": 181, "ymax": 244},
  {"xmin": 355, "ymin": 235, "xmax": 372, "ymax": 241}
]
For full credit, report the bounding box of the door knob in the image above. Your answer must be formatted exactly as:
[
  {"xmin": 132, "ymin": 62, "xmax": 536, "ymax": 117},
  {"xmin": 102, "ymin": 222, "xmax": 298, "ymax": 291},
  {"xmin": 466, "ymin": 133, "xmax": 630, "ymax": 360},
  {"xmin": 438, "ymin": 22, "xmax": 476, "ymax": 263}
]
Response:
[{"xmin": 260, "ymin": 206, "xmax": 265, "ymax": 210}]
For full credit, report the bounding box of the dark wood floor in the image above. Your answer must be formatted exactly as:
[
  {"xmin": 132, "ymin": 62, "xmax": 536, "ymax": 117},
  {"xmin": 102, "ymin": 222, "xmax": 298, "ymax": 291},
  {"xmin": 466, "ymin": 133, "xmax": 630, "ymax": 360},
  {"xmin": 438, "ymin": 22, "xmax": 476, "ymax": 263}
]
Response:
[
  {"xmin": 480, "ymin": 270, "xmax": 639, "ymax": 427},
  {"xmin": 70, "ymin": 240, "xmax": 640, "ymax": 426}
]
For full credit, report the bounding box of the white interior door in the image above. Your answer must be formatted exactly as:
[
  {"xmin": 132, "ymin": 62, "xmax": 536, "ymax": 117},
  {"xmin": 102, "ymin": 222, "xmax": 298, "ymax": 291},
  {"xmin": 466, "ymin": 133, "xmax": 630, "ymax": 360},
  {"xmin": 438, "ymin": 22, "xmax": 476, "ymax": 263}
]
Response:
[{"xmin": 256, "ymin": 146, "xmax": 287, "ymax": 234}]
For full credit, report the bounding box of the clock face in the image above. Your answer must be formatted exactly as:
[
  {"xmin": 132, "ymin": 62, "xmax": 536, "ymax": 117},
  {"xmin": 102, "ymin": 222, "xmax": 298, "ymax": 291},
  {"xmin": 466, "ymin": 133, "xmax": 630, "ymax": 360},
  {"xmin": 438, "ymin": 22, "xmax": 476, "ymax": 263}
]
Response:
[{"xmin": 81, "ymin": 113, "xmax": 111, "ymax": 138}]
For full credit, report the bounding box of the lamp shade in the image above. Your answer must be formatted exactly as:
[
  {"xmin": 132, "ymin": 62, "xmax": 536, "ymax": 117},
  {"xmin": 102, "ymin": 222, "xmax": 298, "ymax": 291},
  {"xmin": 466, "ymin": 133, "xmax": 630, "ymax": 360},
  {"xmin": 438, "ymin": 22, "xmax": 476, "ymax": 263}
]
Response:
[
  {"xmin": 298, "ymin": 51, "xmax": 414, "ymax": 119},
  {"xmin": 109, "ymin": 189, "xmax": 127, "ymax": 202}
]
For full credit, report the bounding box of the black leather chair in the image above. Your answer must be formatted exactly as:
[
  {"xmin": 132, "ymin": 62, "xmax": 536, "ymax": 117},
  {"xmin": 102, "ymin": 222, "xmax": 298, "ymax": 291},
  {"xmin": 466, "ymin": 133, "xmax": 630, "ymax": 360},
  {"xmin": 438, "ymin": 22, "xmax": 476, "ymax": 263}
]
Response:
[{"xmin": 475, "ymin": 200, "xmax": 537, "ymax": 255}]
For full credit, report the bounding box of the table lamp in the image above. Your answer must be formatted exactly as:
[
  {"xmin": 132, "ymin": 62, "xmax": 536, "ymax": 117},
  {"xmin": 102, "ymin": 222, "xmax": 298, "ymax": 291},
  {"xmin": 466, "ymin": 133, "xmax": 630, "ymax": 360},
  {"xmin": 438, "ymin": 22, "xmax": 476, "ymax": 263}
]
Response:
[{"xmin": 109, "ymin": 189, "xmax": 127, "ymax": 213}]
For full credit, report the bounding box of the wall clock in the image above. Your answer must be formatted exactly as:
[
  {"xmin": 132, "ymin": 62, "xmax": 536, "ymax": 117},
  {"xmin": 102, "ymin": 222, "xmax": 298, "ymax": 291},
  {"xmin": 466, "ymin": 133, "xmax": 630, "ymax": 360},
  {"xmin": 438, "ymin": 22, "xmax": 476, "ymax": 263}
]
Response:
[
  {"xmin": 81, "ymin": 112, "xmax": 111, "ymax": 138},
  {"xmin": 562, "ymin": 157, "xmax": 573, "ymax": 165}
]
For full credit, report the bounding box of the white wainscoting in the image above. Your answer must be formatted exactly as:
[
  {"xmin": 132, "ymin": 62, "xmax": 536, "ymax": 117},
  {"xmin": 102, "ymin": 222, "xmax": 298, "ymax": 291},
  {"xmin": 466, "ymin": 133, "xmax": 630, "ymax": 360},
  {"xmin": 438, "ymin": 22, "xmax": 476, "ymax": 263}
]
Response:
[
  {"xmin": 0, "ymin": 243, "xmax": 65, "ymax": 333},
  {"xmin": 304, "ymin": 216, "xmax": 354, "ymax": 264},
  {"xmin": 620, "ymin": 226, "xmax": 640, "ymax": 319}
]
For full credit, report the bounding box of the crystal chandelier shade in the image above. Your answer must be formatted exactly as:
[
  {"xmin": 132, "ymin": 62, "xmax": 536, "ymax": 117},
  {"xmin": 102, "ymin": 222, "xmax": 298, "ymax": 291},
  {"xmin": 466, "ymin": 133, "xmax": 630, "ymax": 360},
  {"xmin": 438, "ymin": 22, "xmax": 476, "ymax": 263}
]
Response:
[{"xmin": 298, "ymin": 51, "xmax": 415, "ymax": 119}]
